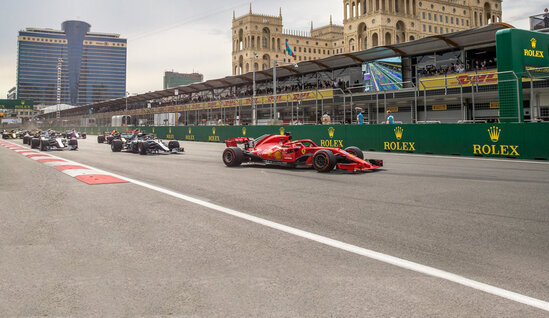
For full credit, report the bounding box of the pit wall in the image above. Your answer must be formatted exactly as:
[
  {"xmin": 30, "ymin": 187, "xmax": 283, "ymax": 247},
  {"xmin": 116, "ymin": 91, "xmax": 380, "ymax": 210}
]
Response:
[{"xmin": 68, "ymin": 123, "xmax": 549, "ymax": 160}]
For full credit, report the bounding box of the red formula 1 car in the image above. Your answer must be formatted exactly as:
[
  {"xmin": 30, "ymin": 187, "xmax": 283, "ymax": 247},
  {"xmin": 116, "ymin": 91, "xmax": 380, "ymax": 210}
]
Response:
[{"xmin": 223, "ymin": 133, "xmax": 383, "ymax": 173}]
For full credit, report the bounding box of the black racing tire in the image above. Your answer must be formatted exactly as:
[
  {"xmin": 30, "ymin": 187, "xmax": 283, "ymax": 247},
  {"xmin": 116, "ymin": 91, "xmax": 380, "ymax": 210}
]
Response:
[
  {"xmin": 97, "ymin": 135, "xmax": 105, "ymax": 143},
  {"xmin": 111, "ymin": 140, "xmax": 123, "ymax": 152},
  {"xmin": 223, "ymin": 147, "xmax": 244, "ymax": 167},
  {"xmin": 23, "ymin": 136, "xmax": 30, "ymax": 144},
  {"xmin": 39, "ymin": 140, "xmax": 48, "ymax": 151},
  {"xmin": 81, "ymin": 133, "xmax": 87, "ymax": 139},
  {"xmin": 168, "ymin": 140, "xmax": 180, "ymax": 151},
  {"xmin": 312, "ymin": 149, "xmax": 337, "ymax": 173},
  {"xmin": 106, "ymin": 136, "xmax": 114, "ymax": 144},
  {"xmin": 2, "ymin": 134, "xmax": 7, "ymax": 139},
  {"xmin": 139, "ymin": 142, "xmax": 148, "ymax": 155},
  {"xmin": 68, "ymin": 139, "xmax": 78, "ymax": 146},
  {"xmin": 344, "ymin": 146, "xmax": 364, "ymax": 160},
  {"xmin": 31, "ymin": 138, "xmax": 40, "ymax": 149}
]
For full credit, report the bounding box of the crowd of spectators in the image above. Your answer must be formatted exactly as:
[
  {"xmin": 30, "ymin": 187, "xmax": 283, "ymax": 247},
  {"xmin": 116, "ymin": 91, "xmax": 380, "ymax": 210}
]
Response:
[{"xmin": 419, "ymin": 58, "xmax": 497, "ymax": 77}]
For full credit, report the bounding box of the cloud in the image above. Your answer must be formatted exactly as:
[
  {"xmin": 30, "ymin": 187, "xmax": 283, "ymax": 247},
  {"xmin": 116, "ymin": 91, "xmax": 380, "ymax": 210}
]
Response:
[{"xmin": 0, "ymin": 0, "xmax": 542, "ymax": 98}]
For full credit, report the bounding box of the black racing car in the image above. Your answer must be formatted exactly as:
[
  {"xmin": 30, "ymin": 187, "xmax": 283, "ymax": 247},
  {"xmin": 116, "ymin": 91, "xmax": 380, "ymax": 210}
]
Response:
[
  {"xmin": 110, "ymin": 133, "xmax": 183, "ymax": 155},
  {"xmin": 30, "ymin": 132, "xmax": 78, "ymax": 151},
  {"xmin": 2, "ymin": 130, "xmax": 17, "ymax": 139}
]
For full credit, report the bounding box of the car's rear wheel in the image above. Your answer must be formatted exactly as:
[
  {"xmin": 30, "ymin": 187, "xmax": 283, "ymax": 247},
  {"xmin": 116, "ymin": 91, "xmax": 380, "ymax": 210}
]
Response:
[
  {"xmin": 223, "ymin": 147, "xmax": 244, "ymax": 167},
  {"xmin": 111, "ymin": 140, "xmax": 123, "ymax": 152},
  {"xmin": 81, "ymin": 133, "xmax": 86, "ymax": 139},
  {"xmin": 23, "ymin": 136, "xmax": 29, "ymax": 144},
  {"xmin": 344, "ymin": 146, "xmax": 364, "ymax": 160},
  {"xmin": 107, "ymin": 136, "xmax": 114, "ymax": 144},
  {"xmin": 98, "ymin": 135, "xmax": 105, "ymax": 143},
  {"xmin": 312, "ymin": 150, "xmax": 336, "ymax": 172}
]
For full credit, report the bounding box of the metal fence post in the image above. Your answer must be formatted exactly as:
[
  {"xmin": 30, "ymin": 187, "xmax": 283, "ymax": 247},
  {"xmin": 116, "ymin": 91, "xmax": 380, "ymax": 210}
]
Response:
[
  {"xmin": 420, "ymin": 79, "xmax": 427, "ymax": 122},
  {"xmin": 513, "ymin": 71, "xmax": 521, "ymax": 123},
  {"xmin": 414, "ymin": 81, "xmax": 418, "ymax": 123},
  {"xmin": 528, "ymin": 70, "xmax": 536, "ymax": 121},
  {"xmin": 375, "ymin": 92, "xmax": 379, "ymax": 124},
  {"xmin": 459, "ymin": 80, "xmax": 464, "ymax": 122},
  {"xmin": 470, "ymin": 75, "xmax": 475, "ymax": 122}
]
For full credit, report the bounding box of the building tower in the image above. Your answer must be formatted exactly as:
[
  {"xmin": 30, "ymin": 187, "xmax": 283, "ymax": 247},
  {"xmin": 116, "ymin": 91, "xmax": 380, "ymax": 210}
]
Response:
[
  {"xmin": 232, "ymin": 5, "xmax": 285, "ymax": 75},
  {"xmin": 231, "ymin": 1, "xmax": 502, "ymax": 74},
  {"xmin": 17, "ymin": 20, "xmax": 127, "ymax": 106}
]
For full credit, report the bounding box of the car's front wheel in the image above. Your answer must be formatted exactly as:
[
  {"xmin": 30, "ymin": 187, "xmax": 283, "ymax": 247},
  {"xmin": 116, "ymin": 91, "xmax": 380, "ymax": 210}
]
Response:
[
  {"xmin": 312, "ymin": 150, "xmax": 336, "ymax": 172},
  {"xmin": 344, "ymin": 146, "xmax": 364, "ymax": 160},
  {"xmin": 31, "ymin": 138, "xmax": 40, "ymax": 149},
  {"xmin": 139, "ymin": 142, "xmax": 148, "ymax": 155},
  {"xmin": 111, "ymin": 140, "xmax": 123, "ymax": 152}
]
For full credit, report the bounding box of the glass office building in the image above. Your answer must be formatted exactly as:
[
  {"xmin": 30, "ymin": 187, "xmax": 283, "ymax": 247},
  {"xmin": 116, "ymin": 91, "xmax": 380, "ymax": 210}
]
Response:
[{"xmin": 17, "ymin": 20, "xmax": 126, "ymax": 106}]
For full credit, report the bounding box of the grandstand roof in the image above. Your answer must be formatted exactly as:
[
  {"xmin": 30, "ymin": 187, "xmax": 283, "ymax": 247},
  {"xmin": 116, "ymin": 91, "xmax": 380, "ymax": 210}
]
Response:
[{"xmin": 62, "ymin": 23, "xmax": 512, "ymax": 115}]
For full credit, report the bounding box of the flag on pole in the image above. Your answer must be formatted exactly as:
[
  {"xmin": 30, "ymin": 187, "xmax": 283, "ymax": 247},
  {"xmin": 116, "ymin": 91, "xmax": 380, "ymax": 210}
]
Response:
[{"xmin": 285, "ymin": 40, "xmax": 295, "ymax": 58}]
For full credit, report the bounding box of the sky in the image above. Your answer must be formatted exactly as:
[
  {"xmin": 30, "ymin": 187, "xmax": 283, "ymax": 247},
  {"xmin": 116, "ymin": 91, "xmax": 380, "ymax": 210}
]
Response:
[{"xmin": 0, "ymin": 0, "xmax": 545, "ymax": 98}]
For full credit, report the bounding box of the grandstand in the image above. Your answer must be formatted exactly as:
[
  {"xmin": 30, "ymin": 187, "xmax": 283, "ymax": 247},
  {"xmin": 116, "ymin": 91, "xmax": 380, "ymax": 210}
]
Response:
[{"xmin": 43, "ymin": 24, "xmax": 549, "ymax": 127}]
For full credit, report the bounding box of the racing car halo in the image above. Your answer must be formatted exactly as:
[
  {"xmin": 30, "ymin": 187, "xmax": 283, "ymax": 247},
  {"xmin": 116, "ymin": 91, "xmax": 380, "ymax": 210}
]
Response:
[{"xmin": 223, "ymin": 133, "xmax": 383, "ymax": 173}]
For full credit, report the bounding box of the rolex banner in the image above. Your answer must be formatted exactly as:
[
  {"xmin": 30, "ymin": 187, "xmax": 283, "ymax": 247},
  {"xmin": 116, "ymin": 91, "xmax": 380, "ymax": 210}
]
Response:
[{"xmin": 62, "ymin": 123, "xmax": 549, "ymax": 160}]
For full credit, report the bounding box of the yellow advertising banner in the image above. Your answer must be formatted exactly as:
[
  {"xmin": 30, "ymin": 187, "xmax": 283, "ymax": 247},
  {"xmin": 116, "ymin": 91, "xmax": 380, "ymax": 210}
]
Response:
[
  {"xmin": 177, "ymin": 89, "xmax": 334, "ymax": 112},
  {"xmin": 419, "ymin": 70, "xmax": 499, "ymax": 90},
  {"xmin": 432, "ymin": 104, "xmax": 448, "ymax": 111}
]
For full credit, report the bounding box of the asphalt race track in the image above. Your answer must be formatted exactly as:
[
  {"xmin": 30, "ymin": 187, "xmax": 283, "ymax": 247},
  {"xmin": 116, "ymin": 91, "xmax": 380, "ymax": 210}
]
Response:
[{"xmin": 1, "ymin": 136, "xmax": 548, "ymax": 317}]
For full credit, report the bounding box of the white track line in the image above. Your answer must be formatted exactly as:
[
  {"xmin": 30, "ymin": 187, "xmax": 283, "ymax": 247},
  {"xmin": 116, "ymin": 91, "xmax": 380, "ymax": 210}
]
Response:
[{"xmin": 3, "ymin": 141, "xmax": 549, "ymax": 312}]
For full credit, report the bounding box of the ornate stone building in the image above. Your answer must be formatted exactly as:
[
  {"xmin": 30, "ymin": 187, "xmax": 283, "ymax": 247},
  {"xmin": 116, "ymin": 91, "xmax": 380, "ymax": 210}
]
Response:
[{"xmin": 232, "ymin": 1, "xmax": 502, "ymax": 75}]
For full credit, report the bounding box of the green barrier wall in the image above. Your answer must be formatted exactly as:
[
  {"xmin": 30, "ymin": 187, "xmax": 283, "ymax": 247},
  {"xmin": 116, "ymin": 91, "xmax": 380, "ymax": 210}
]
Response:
[{"xmin": 60, "ymin": 123, "xmax": 549, "ymax": 160}]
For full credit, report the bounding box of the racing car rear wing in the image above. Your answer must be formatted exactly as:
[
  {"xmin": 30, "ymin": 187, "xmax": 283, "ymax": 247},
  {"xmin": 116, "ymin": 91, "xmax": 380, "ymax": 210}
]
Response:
[{"xmin": 225, "ymin": 137, "xmax": 250, "ymax": 148}]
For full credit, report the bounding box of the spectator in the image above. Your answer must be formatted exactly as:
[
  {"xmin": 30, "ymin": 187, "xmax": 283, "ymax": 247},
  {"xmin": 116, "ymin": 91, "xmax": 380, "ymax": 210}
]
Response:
[
  {"xmin": 386, "ymin": 110, "xmax": 394, "ymax": 124},
  {"xmin": 544, "ymin": 8, "xmax": 549, "ymax": 28},
  {"xmin": 356, "ymin": 108, "xmax": 364, "ymax": 125},
  {"xmin": 321, "ymin": 112, "xmax": 331, "ymax": 125}
]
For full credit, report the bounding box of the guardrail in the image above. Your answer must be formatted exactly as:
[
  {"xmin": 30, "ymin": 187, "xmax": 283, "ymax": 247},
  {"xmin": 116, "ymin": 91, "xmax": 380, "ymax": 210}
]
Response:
[{"xmin": 55, "ymin": 122, "xmax": 549, "ymax": 160}]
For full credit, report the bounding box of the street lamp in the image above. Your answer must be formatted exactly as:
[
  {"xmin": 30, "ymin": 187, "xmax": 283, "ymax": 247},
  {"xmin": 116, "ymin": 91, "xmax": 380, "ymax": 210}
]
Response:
[
  {"xmin": 252, "ymin": 52, "xmax": 258, "ymax": 125},
  {"xmin": 273, "ymin": 60, "xmax": 298, "ymax": 123},
  {"xmin": 125, "ymin": 91, "xmax": 130, "ymax": 112}
]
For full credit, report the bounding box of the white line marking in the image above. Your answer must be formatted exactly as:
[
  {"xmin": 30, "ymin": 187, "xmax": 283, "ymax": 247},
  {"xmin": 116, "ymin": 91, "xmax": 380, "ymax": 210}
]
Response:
[{"xmin": 4, "ymin": 140, "xmax": 549, "ymax": 312}]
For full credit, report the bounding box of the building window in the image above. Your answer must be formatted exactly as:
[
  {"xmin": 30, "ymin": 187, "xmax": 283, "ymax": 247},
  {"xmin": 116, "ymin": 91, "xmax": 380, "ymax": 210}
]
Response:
[
  {"xmin": 429, "ymin": 25, "xmax": 432, "ymax": 32},
  {"xmin": 423, "ymin": 24, "xmax": 426, "ymax": 31}
]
